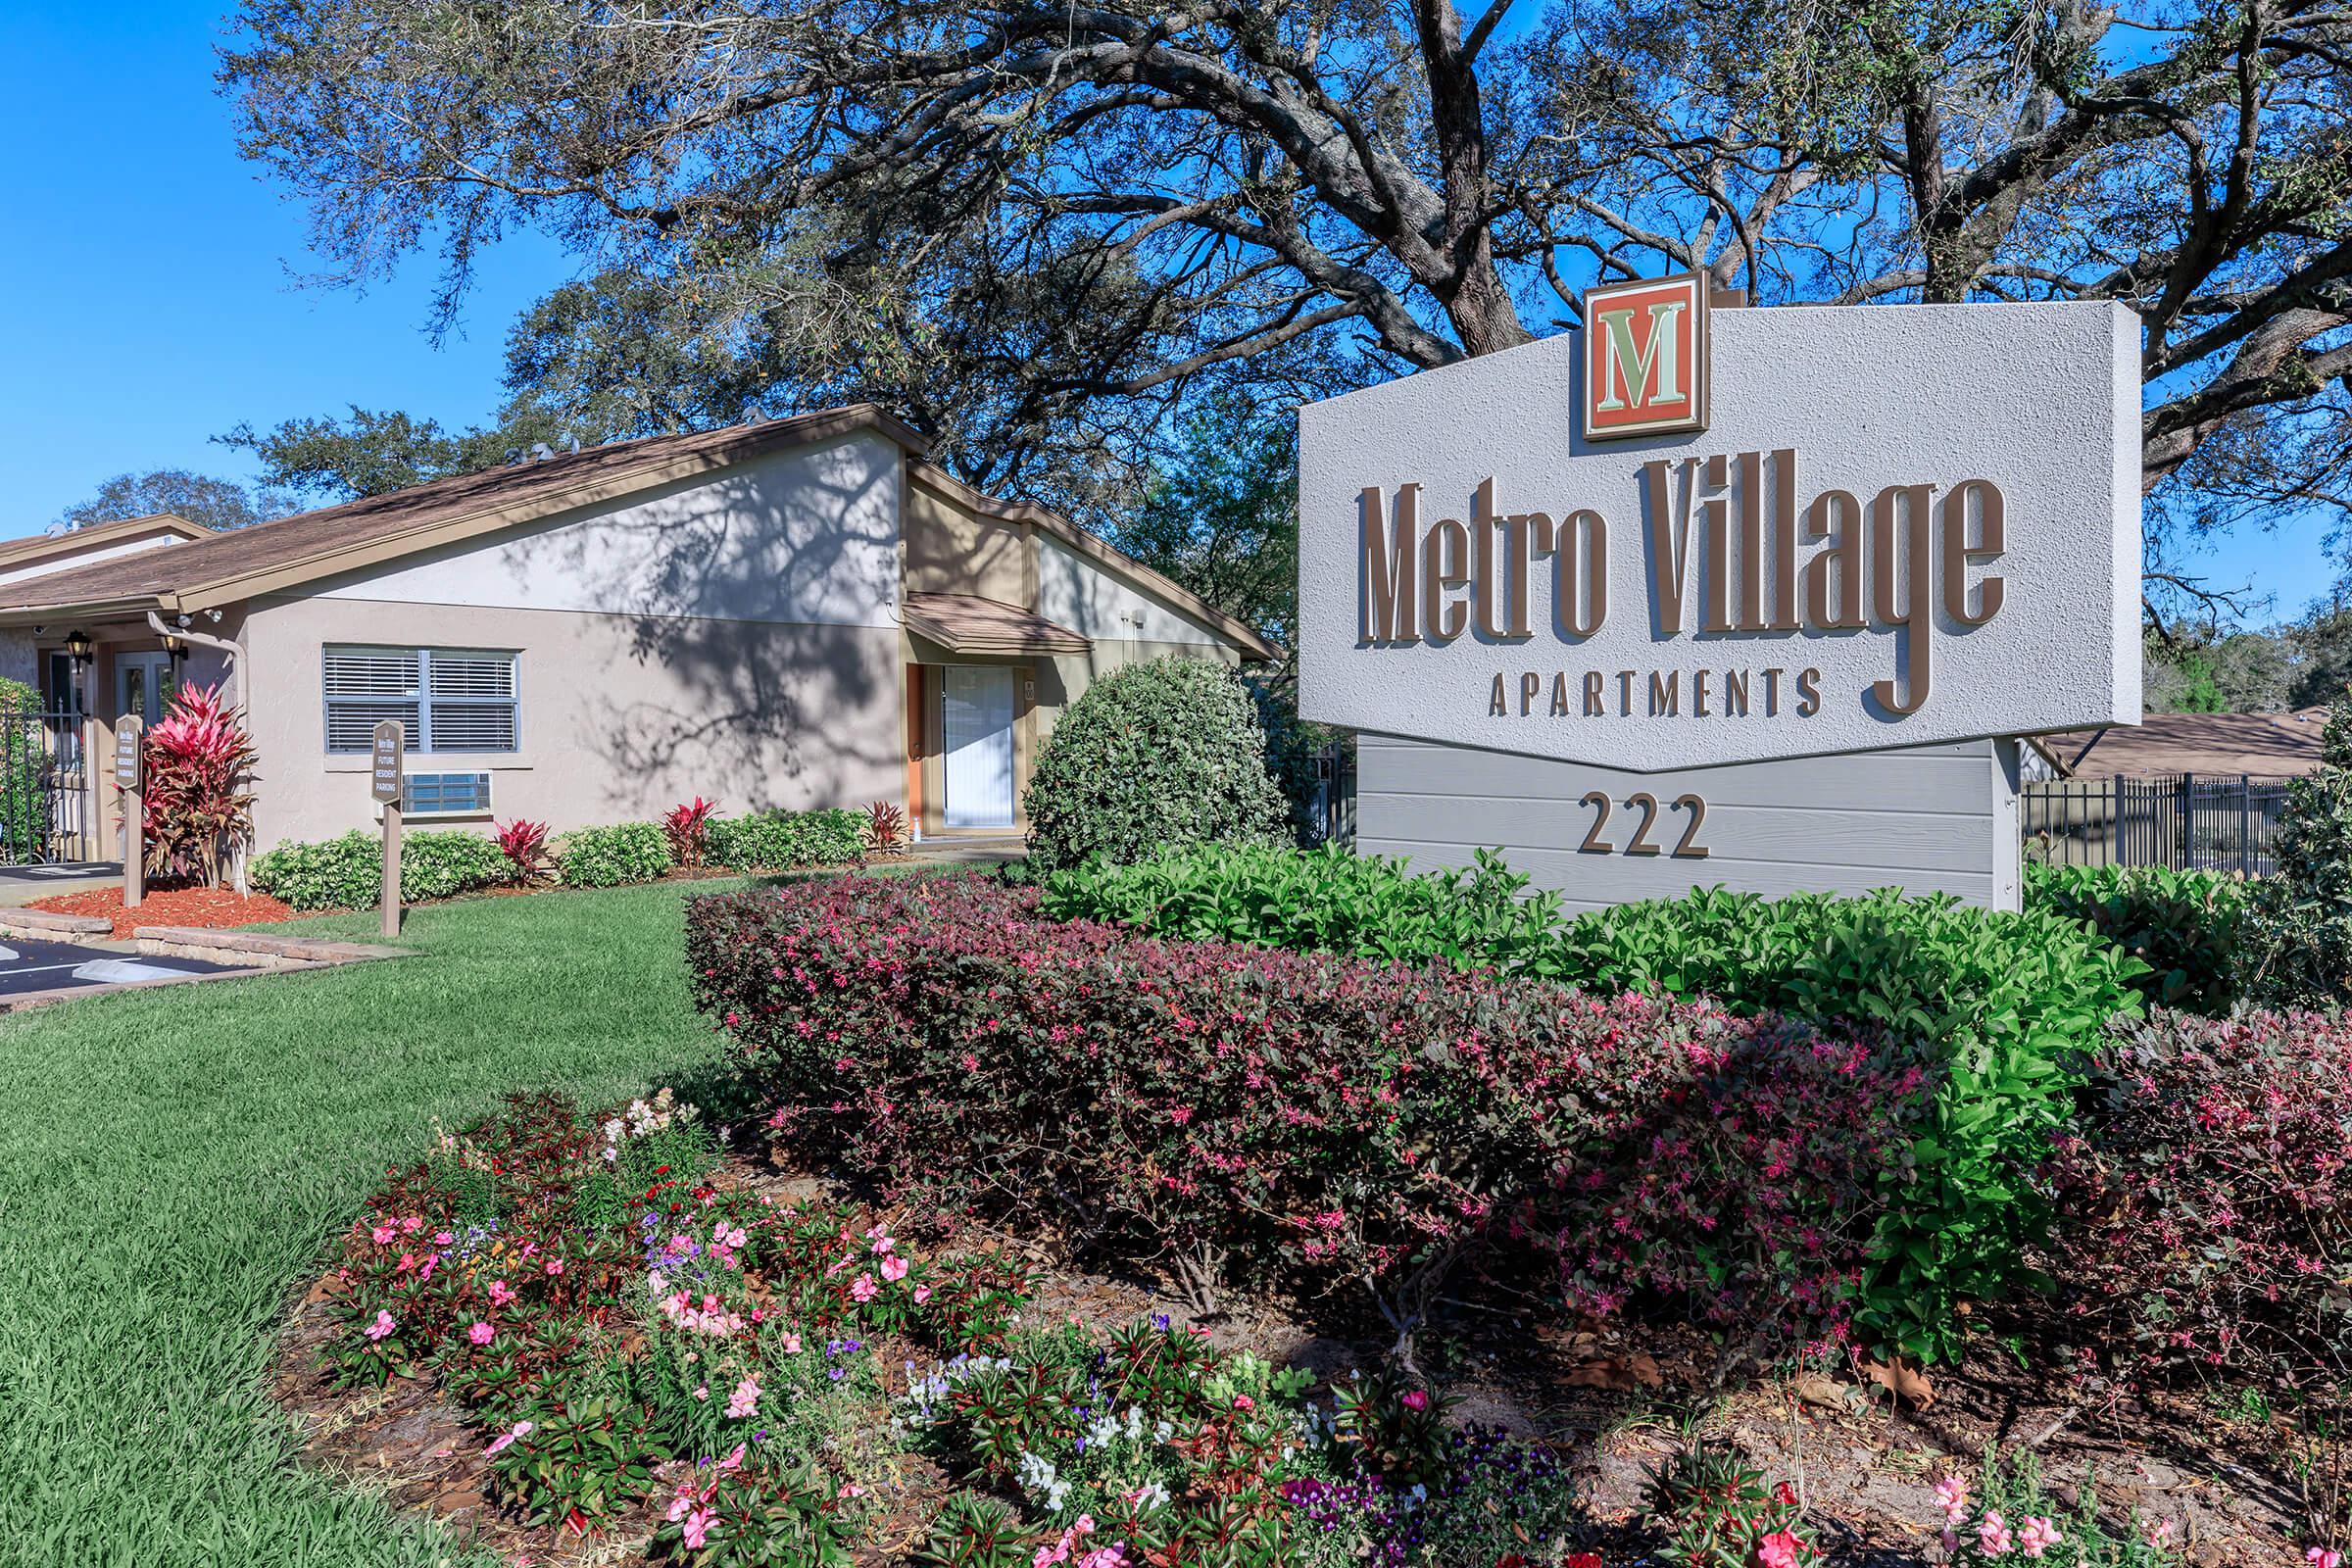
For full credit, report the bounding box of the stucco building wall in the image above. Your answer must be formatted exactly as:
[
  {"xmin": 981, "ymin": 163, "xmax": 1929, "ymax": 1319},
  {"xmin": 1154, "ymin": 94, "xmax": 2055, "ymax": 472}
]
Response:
[{"xmin": 244, "ymin": 595, "xmax": 902, "ymax": 847}]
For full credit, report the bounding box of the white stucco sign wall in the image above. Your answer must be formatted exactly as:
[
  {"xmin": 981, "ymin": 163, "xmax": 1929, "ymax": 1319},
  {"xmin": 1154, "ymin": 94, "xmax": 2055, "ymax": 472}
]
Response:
[{"xmin": 1298, "ymin": 298, "xmax": 2141, "ymax": 770}]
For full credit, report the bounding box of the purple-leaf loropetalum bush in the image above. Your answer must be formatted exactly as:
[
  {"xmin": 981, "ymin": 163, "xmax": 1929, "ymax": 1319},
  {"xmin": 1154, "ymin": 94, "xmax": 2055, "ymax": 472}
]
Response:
[
  {"xmin": 687, "ymin": 874, "xmax": 1927, "ymax": 1354},
  {"xmin": 2050, "ymin": 1005, "xmax": 2352, "ymax": 1390}
]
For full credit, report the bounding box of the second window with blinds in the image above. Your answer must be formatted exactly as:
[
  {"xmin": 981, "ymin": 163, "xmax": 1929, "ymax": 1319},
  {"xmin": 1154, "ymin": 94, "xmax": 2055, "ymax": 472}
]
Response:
[{"xmin": 322, "ymin": 646, "xmax": 520, "ymax": 754}]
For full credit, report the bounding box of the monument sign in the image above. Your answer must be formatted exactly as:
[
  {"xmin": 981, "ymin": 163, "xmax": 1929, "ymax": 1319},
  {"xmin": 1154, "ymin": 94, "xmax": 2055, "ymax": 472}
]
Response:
[{"xmin": 1298, "ymin": 285, "xmax": 2140, "ymax": 910}]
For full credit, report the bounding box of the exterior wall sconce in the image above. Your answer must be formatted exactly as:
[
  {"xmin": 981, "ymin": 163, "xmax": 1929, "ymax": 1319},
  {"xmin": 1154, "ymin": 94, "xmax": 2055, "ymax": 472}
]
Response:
[
  {"xmin": 62, "ymin": 630, "xmax": 92, "ymax": 662},
  {"xmin": 161, "ymin": 631, "xmax": 186, "ymax": 660}
]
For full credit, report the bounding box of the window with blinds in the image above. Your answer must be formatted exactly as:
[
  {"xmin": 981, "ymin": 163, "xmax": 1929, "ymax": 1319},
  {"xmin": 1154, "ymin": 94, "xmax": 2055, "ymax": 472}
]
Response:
[{"xmin": 323, "ymin": 647, "xmax": 518, "ymax": 754}]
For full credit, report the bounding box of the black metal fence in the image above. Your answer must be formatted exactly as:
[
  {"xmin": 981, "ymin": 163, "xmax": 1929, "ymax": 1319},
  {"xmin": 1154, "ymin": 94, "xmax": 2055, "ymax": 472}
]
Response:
[
  {"xmin": 2023, "ymin": 773, "xmax": 2296, "ymax": 875},
  {"xmin": 0, "ymin": 706, "xmax": 93, "ymax": 865},
  {"xmin": 1309, "ymin": 741, "xmax": 1356, "ymax": 847}
]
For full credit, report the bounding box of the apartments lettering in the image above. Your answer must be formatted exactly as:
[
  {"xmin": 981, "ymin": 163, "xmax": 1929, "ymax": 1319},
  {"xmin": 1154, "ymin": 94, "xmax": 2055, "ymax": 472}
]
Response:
[{"xmin": 1356, "ymin": 450, "xmax": 2006, "ymax": 721}]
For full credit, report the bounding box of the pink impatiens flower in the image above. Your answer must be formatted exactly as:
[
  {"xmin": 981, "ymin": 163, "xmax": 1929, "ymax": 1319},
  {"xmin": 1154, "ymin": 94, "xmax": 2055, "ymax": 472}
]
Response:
[
  {"xmin": 488, "ymin": 1280, "xmax": 516, "ymax": 1307},
  {"xmin": 369, "ymin": 1223, "xmax": 396, "ymax": 1246},
  {"xmin": 364, "ymin": 1310, "xmax": 396, "ymax": 1342},
  {"xmin": 1399, "ymin": 1390, "xmax": 1428, "ymax": 1412},
  {"xmin": 544, "ymin": 1259, "xmax": 564, "ymax": 1277},
  {"xmin": 2309, "ymin": 1550, "xmax": 2342, "ymax": 1568},
  {"xmin": 468, "ymin": 1321, "xmax": 495, "ymax": 1347},
  {"xmin": 1757, "ymin": 1532, "xmax": 1804, "ymax": 1568},
  {"xmin": 880, "ymin": 1254, "xmax": 909, "ymax": 1283},
  {"xmin": 851, "ymin": 1272, "xmax": 878, "ymax": 1302},
  {"xmin": 485, "ymin": 1419, "xmax": 532, "ymax": 1456},
  {"xmin": 681, "ymin": 1506, "xmax": 716, "ymax": 1549},
  {"xmin": 912, "ymin": 1285, "xmax": 932, "ymax": 1305}
]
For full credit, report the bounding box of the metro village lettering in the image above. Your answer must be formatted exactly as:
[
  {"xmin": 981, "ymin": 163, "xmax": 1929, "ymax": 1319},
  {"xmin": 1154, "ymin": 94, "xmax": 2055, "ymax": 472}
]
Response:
[{"xmin": 1357, "ymin": 448, "xmax": 2006, "ymax": 720}]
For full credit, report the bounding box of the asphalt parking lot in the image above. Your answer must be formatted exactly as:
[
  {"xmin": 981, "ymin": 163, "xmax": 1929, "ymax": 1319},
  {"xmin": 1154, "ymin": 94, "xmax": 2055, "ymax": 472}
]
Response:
[{"xmin": 0, "ymin": 935, "xmax": 248, "ymax": 997}]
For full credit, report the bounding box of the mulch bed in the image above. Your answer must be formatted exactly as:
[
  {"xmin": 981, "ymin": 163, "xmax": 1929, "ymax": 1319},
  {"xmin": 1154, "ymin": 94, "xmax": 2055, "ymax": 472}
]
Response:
[{"xmin": 26, "ymin": 883, "xmax": 298, "ymax": 940}]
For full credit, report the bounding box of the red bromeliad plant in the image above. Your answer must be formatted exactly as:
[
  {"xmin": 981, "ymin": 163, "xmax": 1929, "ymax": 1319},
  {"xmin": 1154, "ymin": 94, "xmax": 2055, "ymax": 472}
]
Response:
[
  {"xmin": 496, "ymin": 818, "xmax": 554, "ymax": 886},
  {"xmin": 665, "ymin": 796, "xmax": 719, "ymax": 867},
  {"xmin": 138, "ymin": 681, "xmax": 258, "ymax": 886},
  {"xmin": 864, "ymin": 800, "xmax": 908, "ymax": 857}
]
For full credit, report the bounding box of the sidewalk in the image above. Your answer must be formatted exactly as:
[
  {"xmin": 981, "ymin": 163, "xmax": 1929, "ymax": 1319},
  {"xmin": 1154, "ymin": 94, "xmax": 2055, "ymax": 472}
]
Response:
[{"xmin": 0, "ymin": 862, "xmax": 123, "ymax": 907}]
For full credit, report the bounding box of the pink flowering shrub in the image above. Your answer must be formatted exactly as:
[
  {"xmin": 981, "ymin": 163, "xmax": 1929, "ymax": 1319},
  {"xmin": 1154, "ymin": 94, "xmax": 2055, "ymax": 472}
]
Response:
[
  {"xmin": 2048, "ymin": 1006, "xmax": 2352, "ymax": 1387},
  {"xmin": 686, "ymin": 874, "xmax": 1927, "ymax": 1349}
]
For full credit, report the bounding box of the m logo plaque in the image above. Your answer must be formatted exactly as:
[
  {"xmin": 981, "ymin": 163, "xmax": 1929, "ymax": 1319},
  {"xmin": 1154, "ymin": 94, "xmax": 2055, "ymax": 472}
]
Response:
[{"xmin": 1583, "ymin": 271, "xmax": 1710, "ymax": 441}]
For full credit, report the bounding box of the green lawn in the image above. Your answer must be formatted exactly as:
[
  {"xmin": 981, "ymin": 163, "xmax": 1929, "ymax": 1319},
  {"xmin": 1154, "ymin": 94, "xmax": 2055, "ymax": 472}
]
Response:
[{"xmin": 0, "ymin": 881, "xmax": 742, "ymax": 1568}]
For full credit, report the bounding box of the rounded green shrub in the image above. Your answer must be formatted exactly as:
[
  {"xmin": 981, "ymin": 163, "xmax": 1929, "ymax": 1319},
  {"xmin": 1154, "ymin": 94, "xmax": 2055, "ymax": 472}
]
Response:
[{"xmin": 1022, "ymin": 657, "xmax": 1290, "ymax": 873}]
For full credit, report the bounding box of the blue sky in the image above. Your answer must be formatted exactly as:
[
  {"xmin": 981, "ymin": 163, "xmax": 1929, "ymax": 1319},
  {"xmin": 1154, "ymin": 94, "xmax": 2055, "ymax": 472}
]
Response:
[
  {"xmin": 0, "ymin": 5, "xmax": 563, "ymax": 529},
  {"xmin": 1, "ymin": 4, "xmax": 2342, "ymax": 624}
]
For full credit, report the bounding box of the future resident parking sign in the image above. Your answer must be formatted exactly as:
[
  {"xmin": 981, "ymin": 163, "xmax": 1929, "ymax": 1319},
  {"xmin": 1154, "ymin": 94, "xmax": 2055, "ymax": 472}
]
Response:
[{"xmin": 1296, "ymin": 285, "xmax": 2141, "ymax": 771}]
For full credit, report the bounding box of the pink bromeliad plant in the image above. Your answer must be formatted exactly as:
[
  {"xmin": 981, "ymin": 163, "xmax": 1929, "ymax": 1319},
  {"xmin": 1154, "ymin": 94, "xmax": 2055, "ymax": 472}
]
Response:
[{"xmin": 137, "ymin": 681, "xmax": 258, "ymax": 886}]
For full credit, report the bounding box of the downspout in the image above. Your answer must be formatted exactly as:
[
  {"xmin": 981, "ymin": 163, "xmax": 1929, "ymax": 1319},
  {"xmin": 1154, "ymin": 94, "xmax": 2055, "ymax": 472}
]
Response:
[{"xmin": 145, "ymin": 609, "xmax": 252, "ymax": 893}]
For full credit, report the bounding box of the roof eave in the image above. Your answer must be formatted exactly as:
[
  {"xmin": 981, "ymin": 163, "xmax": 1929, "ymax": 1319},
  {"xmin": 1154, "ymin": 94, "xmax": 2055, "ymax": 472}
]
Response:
[{"xmin": 0, "ymin": 406, "xmax": 930, "ymax": 616}]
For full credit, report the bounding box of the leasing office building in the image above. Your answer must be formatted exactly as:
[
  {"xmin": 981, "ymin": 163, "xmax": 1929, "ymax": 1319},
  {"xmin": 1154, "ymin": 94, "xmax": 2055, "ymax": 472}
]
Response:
[{"xmin": 0, "ymin": 406, "xmax": 1273, "ymax": 855}]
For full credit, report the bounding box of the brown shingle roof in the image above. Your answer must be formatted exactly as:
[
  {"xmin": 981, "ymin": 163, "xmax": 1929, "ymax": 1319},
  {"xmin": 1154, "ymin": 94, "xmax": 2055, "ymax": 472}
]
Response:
[
  {"xmin": 2044, "ymin": 708, "xmax": 2332, "ymax": 779},
  {"xmin": 0, "ymin": 406, "xmax": 925, "ymax": 615}
]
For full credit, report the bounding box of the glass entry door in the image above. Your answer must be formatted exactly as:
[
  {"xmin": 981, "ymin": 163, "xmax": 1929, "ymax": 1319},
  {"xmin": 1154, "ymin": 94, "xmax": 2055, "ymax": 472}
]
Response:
[
  {"xmin": 115, "ymin": 652, "xmax": 175, "ymax": 727},
  {"xmin": 941, "ymin": 665, "xmax": 1015, "ymax": 829}
]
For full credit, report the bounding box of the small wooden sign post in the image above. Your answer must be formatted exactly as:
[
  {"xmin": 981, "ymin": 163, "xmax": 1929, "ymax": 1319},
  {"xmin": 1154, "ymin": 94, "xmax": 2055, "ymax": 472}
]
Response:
[
  {"xmin": 114, "ymin": 714, "xmax": 144, "ymax": 909},
  {"xmin": 372, "ymin": 719, "xmax": 405, "ymax": 938}
]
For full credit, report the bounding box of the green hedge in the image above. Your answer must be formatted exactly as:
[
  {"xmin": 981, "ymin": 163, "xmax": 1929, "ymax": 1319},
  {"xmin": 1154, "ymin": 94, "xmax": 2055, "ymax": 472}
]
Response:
[
  {"xmin": 1041, "ymin": 841, "xmax": 2149, "ymax": 1360},
  {"xmin": 704, "ymin": 808, "xmax": 864, "ymax": 871},
  {"xmin": 556, "ymin": 821, "xmax": 671, "ymax": 887},
  {"xmin": 252, "ymin": 829, "xmax": 513, "ymax": 910},
  {"xmin": 0, "ymin": 675, "xmax": 45, "ymax": 866},
  {"xmin": 2023, "ymin": 862, "xmax": 2244, "ymax": 1014},
  {"xmin": 1038, "ymin": 842, "xmax": 1565, "ymax": 970}
]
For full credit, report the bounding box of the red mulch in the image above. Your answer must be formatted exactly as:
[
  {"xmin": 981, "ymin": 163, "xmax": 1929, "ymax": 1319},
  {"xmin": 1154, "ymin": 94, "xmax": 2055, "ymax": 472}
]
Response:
[{"xmin": 25, "ymin": 884, "xmax": 298, "ymax": 940}]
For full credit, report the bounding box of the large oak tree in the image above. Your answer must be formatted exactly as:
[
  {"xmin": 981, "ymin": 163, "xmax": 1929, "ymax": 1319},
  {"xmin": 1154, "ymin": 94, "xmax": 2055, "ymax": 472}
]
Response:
[{"xmin": 223, "ymin": 0, "xmax": 2352, "ymax": 612}]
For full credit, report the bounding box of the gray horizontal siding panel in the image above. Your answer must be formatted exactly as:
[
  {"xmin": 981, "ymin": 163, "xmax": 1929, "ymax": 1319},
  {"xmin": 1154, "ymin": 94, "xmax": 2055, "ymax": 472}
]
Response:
[
  {"xmin": 1355, "ymin": 739, "xmax": 1996, "ymax": 815},
  {"xmin": 1353, "ymin": 836, "xmax": 1996, "ymax": 906},
  {"xmin": 1358, "ymin": 796, "xmax": 2001, "ymax": 873},
  {"xmin": 1354, "ymin": 731, "xmax": 2017, "ymax": 909}
]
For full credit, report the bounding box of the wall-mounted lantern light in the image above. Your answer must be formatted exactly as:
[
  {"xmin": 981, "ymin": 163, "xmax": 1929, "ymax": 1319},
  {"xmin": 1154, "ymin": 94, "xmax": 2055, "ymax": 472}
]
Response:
[{"xmin": 62, "ymin": 630, "xmax": 92, "ymax": 662}]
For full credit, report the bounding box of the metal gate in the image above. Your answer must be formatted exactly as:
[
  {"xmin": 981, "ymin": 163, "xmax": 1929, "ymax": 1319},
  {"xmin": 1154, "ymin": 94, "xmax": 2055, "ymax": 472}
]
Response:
[
  {"xmin": 0, "ymin": 705, "xmax": 94, "ymax": 865},
  {"xmin": 2023, "ymin": 772, "xmax": 2296, "ymax": 875}
]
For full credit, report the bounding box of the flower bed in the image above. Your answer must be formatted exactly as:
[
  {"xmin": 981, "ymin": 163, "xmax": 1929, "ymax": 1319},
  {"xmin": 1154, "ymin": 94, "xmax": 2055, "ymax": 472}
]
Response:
[
  {"xmin": 685, "ymin": 874, "xmax": 1925, "ymax": 1356},
  {"xmin": 25, "ymin": 883, "xmax": 297, "ymax": 939},
  {"xmin": 305, "ymin": 1090, "xmax": 1611, "ymax": 1566}
]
